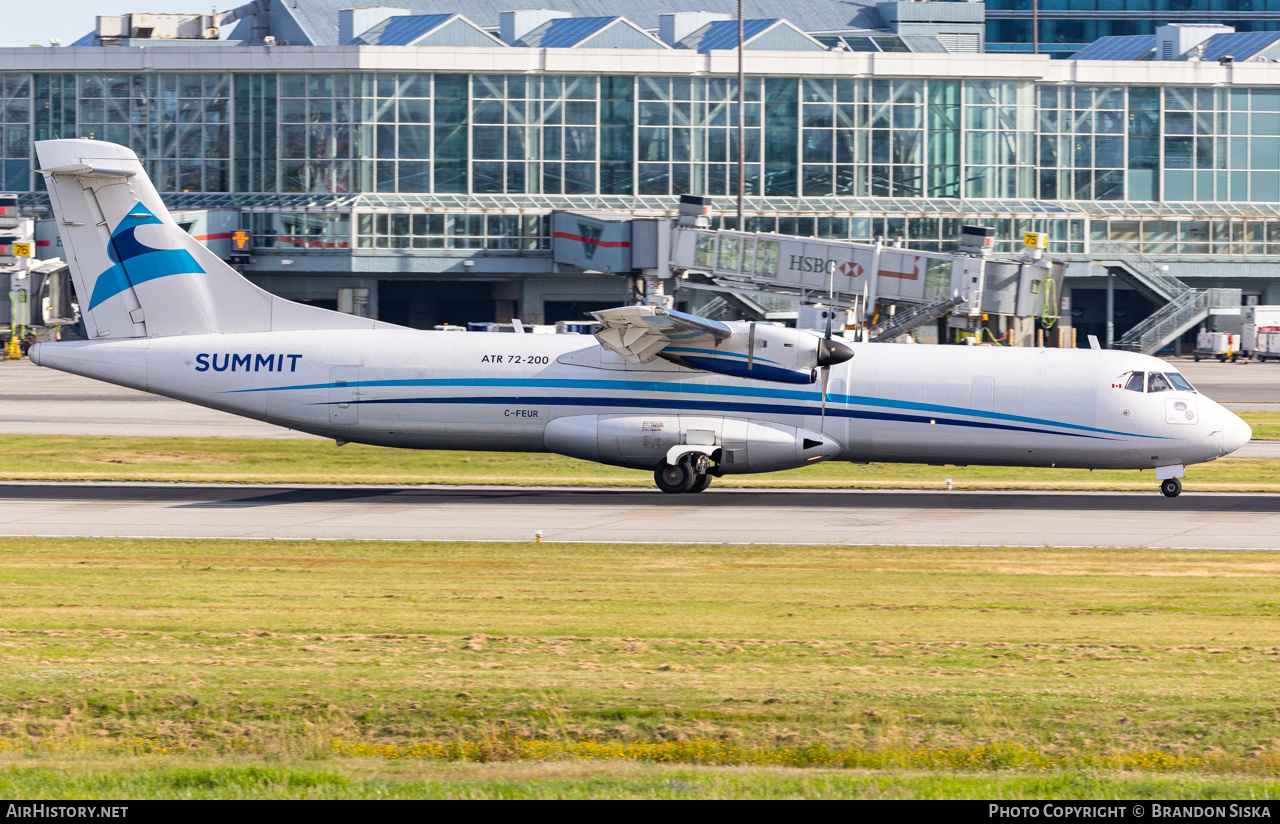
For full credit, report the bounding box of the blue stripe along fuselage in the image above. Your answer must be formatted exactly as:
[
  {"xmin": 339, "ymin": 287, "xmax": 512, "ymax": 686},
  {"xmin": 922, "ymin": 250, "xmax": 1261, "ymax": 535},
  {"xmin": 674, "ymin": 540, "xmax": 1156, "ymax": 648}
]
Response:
[
  {"xmin": 223, "ymin": 376, "xmax": 1167, "ymax": 441},
  {"xmin": 332, "ymin": 394, "xmax": 1119, "ymax": 440}
]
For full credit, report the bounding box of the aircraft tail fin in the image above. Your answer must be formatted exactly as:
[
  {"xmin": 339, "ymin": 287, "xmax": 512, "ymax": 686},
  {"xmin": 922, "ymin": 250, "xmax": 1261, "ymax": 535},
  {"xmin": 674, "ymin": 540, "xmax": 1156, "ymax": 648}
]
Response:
[{"xmin": 36, "ymin": 139, "xmax": 387, "ymax": 339}]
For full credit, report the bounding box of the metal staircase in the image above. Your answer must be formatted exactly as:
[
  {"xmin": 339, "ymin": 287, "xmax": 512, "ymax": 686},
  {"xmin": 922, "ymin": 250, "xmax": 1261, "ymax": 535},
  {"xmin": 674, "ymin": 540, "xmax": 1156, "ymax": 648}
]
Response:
[
  {"xmin": 869, "ymin": 294, "xmax": 966, "ymax": 342},
  {"xmin": 697, "ymin": 295, "xmax": 733, "ymax": 320},
  {"xmin": 1095, "ymin": 242, "xmax": 1191, "ymax": 304},
  {"xmin": 684, "ymin": 273, "xmax": 772, "ymax": 320},
  {"xmin": 1116, "ymin": 288, "xmax": 1242, "ymax": 355},
  {"xmin": 1095, "ymin": 242, "xmax": 1240, "ymax": 355}
]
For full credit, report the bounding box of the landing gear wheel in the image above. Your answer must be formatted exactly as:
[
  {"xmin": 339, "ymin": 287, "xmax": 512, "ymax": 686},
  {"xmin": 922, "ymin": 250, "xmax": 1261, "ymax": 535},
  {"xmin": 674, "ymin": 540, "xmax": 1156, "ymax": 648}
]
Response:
[
  {"xmin": 1160, "ymin": 477, "xmax": 1182, "ymax": 498},
  {"xmin": 655, "ymin": 460, "xmax": 697, "ymax": 494},
  {"xmin": 689, "ymin": 472, "xmax": 713, "ymax": 493}
]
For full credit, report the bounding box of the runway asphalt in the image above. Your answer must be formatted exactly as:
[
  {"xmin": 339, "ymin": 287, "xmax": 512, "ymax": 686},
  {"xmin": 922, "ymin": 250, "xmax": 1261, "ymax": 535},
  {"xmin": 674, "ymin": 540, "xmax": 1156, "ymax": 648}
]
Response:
[{"xmin": 1, "ymin": 482, "xmax": 1273, "ymax": 550}]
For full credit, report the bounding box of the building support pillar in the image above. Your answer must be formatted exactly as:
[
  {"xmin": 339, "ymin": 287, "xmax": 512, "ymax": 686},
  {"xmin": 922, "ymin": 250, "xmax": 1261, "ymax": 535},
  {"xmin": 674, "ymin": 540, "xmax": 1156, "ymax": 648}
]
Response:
[{"xmin": 1105, "ymin": 267, "xmax": 1114, "ymax": 349}]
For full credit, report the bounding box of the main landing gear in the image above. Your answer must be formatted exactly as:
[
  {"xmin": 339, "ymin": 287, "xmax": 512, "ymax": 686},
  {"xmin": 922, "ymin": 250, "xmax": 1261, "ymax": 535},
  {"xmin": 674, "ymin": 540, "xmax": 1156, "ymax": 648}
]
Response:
[
  {"xmin": 654, "ymin": 454, "xmax": 714, "ymax": 494},
  {"xmin": 1160, "ymin": 477, "xmax": 1182, "ymax": 498}
]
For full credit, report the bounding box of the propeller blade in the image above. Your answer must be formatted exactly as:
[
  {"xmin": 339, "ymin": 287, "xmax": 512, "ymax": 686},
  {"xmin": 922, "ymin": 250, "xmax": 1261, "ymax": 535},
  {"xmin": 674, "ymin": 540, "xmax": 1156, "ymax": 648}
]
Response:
[{"xmin": 820, "ymin": 364, "xmax": 830, "ymax": 423}]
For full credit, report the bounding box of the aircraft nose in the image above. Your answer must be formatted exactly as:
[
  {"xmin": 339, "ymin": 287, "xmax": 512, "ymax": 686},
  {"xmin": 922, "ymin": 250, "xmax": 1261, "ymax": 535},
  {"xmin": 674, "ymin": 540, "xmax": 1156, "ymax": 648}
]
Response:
[{"xmin": 1223, "ymin": 411, "xmax": 1252, "ymax": 456}]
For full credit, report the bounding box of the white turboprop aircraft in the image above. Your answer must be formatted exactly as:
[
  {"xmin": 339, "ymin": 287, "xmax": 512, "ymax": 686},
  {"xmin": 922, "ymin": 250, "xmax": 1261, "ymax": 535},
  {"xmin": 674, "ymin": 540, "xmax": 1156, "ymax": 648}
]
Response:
[{"xmin": 29, "ymin": 139, "xmax": 1251, "ymax": 497}]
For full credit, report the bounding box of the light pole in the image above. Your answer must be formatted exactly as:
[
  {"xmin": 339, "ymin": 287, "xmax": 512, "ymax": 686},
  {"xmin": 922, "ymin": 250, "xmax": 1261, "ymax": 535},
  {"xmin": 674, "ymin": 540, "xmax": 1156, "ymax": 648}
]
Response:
[
  {"xmin": 736, "ymin": 0, "xmax": 745, "ymax": 230},
  {"xmin": 1032, "ymin": 0, "xmax": 1039, "ymax": 55}
]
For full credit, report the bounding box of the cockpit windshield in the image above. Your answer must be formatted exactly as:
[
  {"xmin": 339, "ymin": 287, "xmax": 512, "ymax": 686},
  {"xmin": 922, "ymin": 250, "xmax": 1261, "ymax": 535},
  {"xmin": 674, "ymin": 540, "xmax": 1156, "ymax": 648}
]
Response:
[{"xmin": 1118, "ymin": 371, "xmax": 1196, "ymax": 393}]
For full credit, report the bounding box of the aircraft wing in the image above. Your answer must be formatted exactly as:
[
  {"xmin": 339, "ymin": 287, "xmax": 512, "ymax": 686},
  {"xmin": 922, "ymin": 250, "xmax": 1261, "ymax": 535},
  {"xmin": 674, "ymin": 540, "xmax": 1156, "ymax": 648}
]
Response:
[{"xmin": 590, "ymin": 306, "xmax": 731, "ymax": 364}]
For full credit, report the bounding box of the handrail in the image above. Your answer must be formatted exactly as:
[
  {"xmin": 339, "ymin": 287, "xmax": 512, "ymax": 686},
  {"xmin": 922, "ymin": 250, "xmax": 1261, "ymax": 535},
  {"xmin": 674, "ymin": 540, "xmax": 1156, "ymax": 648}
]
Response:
[
  {"xmin": 869, "ymin": 295, "xmax": 965, "ymax": 342},
  {"xmin": 1095, "ymin": 241, "xmax": 1191, "ymax": 301},
  {"xmin": 1116, "ymin": 288, "xmax": 1241, "ymax": 354}
]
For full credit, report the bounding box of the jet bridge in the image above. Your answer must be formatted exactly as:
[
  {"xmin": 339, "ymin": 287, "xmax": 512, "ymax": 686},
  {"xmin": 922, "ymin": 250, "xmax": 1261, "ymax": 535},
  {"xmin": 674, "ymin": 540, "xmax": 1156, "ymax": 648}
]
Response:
[{"xmin": 552, "ymin": 197, "xmax": 1065, "ymax": 340}]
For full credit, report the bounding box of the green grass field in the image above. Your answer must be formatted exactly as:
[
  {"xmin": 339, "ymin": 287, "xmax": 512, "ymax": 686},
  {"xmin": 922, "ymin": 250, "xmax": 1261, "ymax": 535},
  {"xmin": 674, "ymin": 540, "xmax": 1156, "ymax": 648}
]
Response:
[
  {"xmin": 3, "ymin": 537, "xmax": 1280, "ymax": 798},
  {"xmin": 1, "ymin": 435, "xmax": 1277, "ymax": 490},
  {"xmin": 1237, "ymin": 410, "xmax": 1280, "ymax": 441}
]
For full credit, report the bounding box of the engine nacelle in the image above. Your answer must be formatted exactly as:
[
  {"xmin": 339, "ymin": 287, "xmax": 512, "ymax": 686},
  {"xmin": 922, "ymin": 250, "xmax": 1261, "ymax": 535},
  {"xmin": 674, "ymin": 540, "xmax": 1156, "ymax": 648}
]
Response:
[
  {"xmin": 657, "ymin": 322, "xmax": 852, "ymax": 385},
  {"xmin": 544, "ymin": 414, "xmax": 842, "ymax": 474}
]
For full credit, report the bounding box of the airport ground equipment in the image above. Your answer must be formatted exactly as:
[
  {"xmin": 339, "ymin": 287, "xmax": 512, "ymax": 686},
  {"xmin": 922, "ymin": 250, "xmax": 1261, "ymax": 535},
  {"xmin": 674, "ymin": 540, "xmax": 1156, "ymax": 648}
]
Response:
[
  {"xmin": 1194, "ymin": 331, "xmax": 1241, "ymax": 362},
  {"xmin": 27, "ymin": 139, "xmax": 1255, "ymax": 498},
  {"xmin": 1, "ymin": 197, "xmax": 77, "ymax": 357},
  {"xmin": 1252, "ymin": 330, "xmax": 1280, "ymax": 363},
  {"xmin": 2, "ymin": 195, "xmax": 28, "ymax": 359},
  {"xmin": 552, "ymin": 197, "xmax": 1066, "ymax": 343},
  {"xmin": 1242, "ymin": 306, "xmax": 1280, "ymax": 361}
]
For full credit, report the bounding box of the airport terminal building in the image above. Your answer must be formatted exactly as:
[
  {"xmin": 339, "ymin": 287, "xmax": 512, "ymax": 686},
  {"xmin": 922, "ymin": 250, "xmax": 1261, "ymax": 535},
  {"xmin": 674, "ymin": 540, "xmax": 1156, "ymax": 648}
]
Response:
[{"xmin": 4, "ymin": 0, "xmax": 1280, "ymax": 344}]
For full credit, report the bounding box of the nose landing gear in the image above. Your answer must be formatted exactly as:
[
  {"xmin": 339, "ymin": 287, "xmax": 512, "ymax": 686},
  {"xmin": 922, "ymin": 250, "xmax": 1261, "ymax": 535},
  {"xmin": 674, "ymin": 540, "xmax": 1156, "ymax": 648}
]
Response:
[{"xmin": 1160, "ymin": 477, "xmax": 1182, "ymax": 498}]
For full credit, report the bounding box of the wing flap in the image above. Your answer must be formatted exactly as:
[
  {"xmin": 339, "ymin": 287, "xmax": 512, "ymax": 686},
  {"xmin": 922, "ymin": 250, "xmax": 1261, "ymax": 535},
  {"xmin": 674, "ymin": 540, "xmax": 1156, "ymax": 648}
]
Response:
[{"xmin": 590, "ymin": 306, "xmax": 731, "ymax": 364}]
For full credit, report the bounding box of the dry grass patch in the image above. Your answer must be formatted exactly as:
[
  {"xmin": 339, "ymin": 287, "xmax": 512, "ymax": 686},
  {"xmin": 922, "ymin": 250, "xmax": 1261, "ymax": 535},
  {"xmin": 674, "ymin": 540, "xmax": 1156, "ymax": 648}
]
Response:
[{"xmin": 2, "ymin": 537, "xmax": 1280, "ymax": 796}]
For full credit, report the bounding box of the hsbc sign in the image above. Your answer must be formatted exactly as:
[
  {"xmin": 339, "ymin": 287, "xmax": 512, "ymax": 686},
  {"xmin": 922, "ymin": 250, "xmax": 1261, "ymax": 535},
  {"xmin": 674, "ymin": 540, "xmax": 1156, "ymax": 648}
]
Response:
[
  {"xmin": 787, "ymin": 254, "xmax": 841, "ymax": 274},
  {"xmin": 785, "ymin": 256, "xmax": 870, "ymax": 280}
]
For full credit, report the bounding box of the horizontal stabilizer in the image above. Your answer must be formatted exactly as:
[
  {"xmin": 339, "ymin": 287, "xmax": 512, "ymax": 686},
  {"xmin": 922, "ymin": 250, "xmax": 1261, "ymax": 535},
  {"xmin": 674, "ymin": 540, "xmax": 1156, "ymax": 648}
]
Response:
[{"xmin": 37, "ymin": 163, "xmax": 135, "ymax": 180}]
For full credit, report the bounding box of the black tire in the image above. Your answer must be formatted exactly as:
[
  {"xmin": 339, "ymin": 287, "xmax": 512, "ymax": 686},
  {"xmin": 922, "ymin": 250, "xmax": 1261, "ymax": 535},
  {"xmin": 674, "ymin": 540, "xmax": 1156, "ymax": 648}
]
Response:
[
  {"xmin": 1160, "ymin": 477, "xmax": 1182, "ymax": 498},
  {"xmin": 655, "ymin": 460, "xmax": 697, "ymax": 494},
  {"xmin": 1218, "ymin": 355, "xmax": 1227, "ymax": 362},
  {"xmin": 689, "ymin": 472, "xmax": 713, "ymax": 493},
  {"xmin": 1193, "ymin": 355, "xmax": 1200, "ymax": 362}
]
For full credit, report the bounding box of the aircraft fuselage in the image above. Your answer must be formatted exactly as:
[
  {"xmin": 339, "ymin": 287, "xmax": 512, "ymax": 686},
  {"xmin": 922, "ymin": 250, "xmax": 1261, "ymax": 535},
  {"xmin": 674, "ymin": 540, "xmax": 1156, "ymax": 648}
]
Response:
[{"xmin": 31, "ymin": 329, "xmax": 1247, "ymax": 474}]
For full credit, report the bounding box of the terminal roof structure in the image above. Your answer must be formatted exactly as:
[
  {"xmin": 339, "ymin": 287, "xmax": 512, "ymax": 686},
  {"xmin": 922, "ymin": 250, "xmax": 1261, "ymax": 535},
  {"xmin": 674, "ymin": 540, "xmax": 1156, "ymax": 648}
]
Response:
[
  {"xmin": 228, "ymin": 0, "xmax": 891, "ymax": 46},
  {"xmin": 513, "ymin": 15, "xmax": 665, "ymax": 48},
  {"xmin": 676, "ymin": 18, "xmax": 824, "ymax": 52},
  {"xmin": 345, "ymin": 13, "xmax": 503, "ymax": 46},
  {"xmin": 1198, "ymin": 31, "xmax": 1280, "ymax": 62},
  {"xmin": 1069, "ymin": 35, "xmax": 1157, "ymax": 61},
  {"xmin": 1072, "ymin": 29, "xmax": 1280, "ymax": 61}
]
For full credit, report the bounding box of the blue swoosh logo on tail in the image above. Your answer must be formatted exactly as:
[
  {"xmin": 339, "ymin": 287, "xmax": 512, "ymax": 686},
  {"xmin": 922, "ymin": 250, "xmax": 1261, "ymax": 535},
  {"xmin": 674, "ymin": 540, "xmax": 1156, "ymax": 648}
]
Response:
[{"xmin": 87, "ymin": 202, "xmax": 204, "ymax": 310}]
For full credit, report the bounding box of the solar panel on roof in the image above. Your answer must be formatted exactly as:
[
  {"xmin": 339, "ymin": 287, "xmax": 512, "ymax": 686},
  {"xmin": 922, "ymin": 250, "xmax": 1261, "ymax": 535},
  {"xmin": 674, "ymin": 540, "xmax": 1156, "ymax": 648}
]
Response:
[
  {"xmin": 527, "ymin": 16, "xmax": 614, "ymax": 47},
  {"xmin": 694, "ymin": 19, "xmax": 777, "ymax": 53},
  {"xmin": 1070, "ymin": 34, "xmax": 1156, "ymax": 61},
  {"xmin": 355, "ymin": 13, "xmax": 452, "ymax": 46},
  {"xmin": 1199, "ymin": 31, "xmax": 1280, "ymax": 61}
]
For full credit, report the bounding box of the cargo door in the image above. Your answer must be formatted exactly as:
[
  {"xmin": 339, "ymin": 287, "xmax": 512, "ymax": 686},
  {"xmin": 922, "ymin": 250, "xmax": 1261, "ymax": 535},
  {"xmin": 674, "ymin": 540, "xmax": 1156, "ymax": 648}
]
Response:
[{"xmin": 329, "ymin": 366, "xmax": 359, "ymax": 425}]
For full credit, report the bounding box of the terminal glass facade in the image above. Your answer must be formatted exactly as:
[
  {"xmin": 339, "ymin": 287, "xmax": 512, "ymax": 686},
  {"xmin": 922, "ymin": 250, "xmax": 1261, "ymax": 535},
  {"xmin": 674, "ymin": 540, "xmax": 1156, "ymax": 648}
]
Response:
[
  {"xmin": 987, "ymin": 0, "xmax": 1280, "ymax": 57},
  {"xmin": 5, "ymin": 68, "xmax": 1280, "ymax": 260},
  {"xmin": 12, "ymin": 72, "xmax": 1041, "ymax": 201}
]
